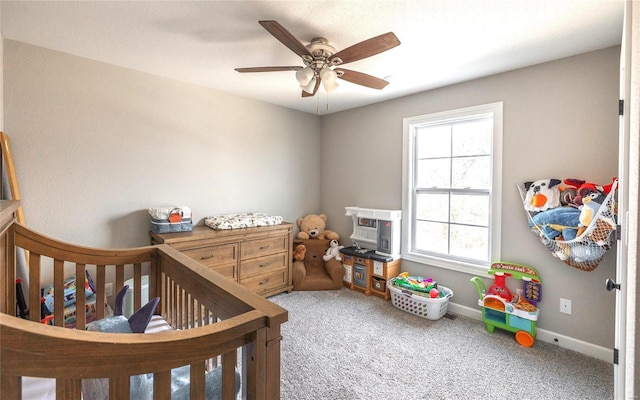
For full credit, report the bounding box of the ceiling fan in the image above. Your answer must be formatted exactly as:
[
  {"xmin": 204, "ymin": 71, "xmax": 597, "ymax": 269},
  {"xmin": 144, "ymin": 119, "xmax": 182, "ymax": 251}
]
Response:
[{"xmin": 235, "ymin": 20, "xmax": 400, "ymax": 97}]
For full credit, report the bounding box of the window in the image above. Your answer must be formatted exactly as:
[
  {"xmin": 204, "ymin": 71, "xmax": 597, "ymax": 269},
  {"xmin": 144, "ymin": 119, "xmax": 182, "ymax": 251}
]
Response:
[{"xmin": 402, "ymin": 102, "xmax": 503, "ymax": 274}]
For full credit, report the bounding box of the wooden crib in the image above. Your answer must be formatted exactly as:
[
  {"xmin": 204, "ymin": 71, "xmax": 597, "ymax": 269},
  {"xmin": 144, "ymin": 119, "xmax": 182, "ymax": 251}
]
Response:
[{"xmin": 0, "ymin": 200, "xmax": 288, "ymax": 399}]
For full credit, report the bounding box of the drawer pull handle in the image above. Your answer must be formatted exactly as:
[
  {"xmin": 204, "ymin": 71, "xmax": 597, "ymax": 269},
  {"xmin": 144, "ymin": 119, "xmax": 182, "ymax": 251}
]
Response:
[
  {"xmin": 259, "ymin": 245, "xmax": 270, "ymax": 250},
  {"xmin": 201, "ymin": 255, "xmax": 215, "ymax": 260},
  {"xmin": 259, "ymin": 278, "xmax": 270, "ymax": 285},
  {"xmin": 259, "ymin": 263, "xmax": 270, "ymax": 268}
]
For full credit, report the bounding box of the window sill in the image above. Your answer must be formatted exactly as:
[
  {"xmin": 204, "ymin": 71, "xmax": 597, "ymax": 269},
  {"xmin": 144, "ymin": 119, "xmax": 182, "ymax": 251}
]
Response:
[{"xmin": 401, "ymin": 252, "xmax": 490, "ymax": 277}]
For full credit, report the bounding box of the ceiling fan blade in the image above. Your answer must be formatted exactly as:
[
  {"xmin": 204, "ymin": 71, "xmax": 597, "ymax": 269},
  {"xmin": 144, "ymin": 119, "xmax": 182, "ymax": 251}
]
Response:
[
  {"xmin": 301, "ymin": 78, "xmax": 321, "ymax": 97},
  {"xmin": 329, "ymin": 32, "xmax": 400, "ymax": 65},
  {"xmin": 335, "ymin": 68, "xmax": 389, "ymax": 90},
  {"xmin": 259, "ymin": 20, "xmax": 311, "ymax": 58},
  {"xmin": 235, "ymin": 66, "xmax": 302, "ymax": 73}
]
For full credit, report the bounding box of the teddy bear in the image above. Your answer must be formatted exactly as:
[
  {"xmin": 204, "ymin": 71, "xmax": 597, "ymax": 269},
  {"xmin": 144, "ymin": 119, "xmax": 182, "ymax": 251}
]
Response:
[
  {"xmin": 322, "ymin": 239, "xmax": 344, "ymax": 262},
  {"xmin": 296, "ymin": 213, "xmax": 339, "ymax": 241},
  {"xmin": 293, "ymin": 244, "xmax": 307, "ymax": 261}
]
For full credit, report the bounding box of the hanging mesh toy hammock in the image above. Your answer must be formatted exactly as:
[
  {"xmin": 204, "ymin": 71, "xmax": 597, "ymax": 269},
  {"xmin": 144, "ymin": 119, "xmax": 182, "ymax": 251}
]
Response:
[{"xmin": 518, "ymin": 179, "xmax": 618, "ymax": 272}]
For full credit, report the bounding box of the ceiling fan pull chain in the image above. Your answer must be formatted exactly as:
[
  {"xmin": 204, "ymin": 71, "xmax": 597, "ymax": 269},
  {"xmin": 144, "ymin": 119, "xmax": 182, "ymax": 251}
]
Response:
[{"xmin": 326, "ymin": 90, "xmax": 330, "ymax": 112}]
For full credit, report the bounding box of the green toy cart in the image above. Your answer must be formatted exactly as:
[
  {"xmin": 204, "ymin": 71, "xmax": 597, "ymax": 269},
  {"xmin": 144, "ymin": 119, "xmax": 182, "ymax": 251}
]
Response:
[{"xmin": 470, "ymin": 262, "xmax": 542, "ymax": 347}]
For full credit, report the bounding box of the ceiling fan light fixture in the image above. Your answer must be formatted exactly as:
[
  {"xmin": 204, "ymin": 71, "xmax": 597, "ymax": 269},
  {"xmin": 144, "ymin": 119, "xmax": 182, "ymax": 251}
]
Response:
[
  {"xmin": 320, "ymin": 68, "xmax": 338, "ymax": 92},
  {"xmin": 300, "ymin": 77, "xmax": 317, "ymax": 94},
  {"xmin": 322, "ymin": 79, "xmax": 339, "ymax": 92},
  {"xmin": 296, "ymin": 66, "xmax": 314, "ymax": 86}
]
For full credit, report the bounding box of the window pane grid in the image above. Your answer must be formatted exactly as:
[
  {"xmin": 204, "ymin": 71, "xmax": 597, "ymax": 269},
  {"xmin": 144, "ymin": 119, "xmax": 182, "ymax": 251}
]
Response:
[{"xmin": 405, "ymin": 103, "xmax": 501, "ymax": 268}]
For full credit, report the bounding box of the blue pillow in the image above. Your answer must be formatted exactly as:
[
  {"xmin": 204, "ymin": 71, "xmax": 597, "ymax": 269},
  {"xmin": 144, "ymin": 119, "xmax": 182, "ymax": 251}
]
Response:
[{"xmin": 530, "ymin": 206, "xmax": 581, "ymax": 241}]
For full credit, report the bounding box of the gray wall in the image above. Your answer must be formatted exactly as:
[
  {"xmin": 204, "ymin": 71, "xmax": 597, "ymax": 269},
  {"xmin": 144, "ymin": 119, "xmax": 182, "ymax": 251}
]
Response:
[
  {"xmin": 3, "ymin": 38, "xmax": 621, "ymax": 348},
  {"xmin": 3, "ymin": 39, "xmax": 321, "ymax": 248},
  {"xmin": 321, "ymin": 46, "xmax": 620, "ymax": 348}
]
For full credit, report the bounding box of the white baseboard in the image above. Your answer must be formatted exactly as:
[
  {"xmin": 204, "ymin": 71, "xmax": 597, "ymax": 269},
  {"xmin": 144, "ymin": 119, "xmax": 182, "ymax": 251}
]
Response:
[{"xmin": 447, "ymin": 302, "xmax": 613, "ymax": 364}]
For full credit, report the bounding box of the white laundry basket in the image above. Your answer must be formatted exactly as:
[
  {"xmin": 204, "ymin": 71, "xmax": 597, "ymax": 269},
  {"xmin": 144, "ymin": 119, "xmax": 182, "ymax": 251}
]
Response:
[{"xmin": 387, "ymin": 278, "xmax": 453, "ymax": 320}]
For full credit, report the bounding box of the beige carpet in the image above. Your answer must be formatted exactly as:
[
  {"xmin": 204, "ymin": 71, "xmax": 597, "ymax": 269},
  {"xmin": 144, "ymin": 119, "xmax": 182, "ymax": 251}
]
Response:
[{"xmin": 269, "ymin": 288, "xmax": 613, "ymax": 400}]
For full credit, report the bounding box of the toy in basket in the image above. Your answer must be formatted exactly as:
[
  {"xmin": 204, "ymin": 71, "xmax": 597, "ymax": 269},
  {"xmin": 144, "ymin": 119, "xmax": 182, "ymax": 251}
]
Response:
[
  {"xmin": 149, "ymin": 206, "xmax": 193, "ymax": 233},
  {"xmin": 470, "ymin": 262, "xmax": 542, "ymax": 347},
  {"xmin": 387, "ymin": 273, "xmax": 453, "ymax": 320}
]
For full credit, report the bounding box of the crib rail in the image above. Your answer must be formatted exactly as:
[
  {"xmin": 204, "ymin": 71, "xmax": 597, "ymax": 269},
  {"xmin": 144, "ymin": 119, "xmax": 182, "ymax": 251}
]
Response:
[{"xmin": 0, "ymin": 202, "xmax": 287, "ymax": 399}]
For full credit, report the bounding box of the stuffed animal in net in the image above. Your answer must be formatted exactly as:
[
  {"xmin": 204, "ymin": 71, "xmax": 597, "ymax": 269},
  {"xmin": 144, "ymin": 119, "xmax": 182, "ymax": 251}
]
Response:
[
  {"xmin": 523, "ymin": 178, "xmax": 562, "ymax": 212},
  {"xmin": 530, "ymin": 206, "xmax": 581, "ymax": 241},
  {"xmin": 565, "ymin": 177, "xmax": 617, "ymax": 207},
  {"xmin": 322, "ymin": 239, "xmax": 344, "ymax": 262},
  {"xmin": 526, "ymin": 177, "xmax": 615, "ymax": 242},
  {"xmin": 577, "ymin": 189, "xmax": 608, "ymax": 237},
  {"xmin": 296, "ymin": 213, "xmax": 339, "ymax": 240}
]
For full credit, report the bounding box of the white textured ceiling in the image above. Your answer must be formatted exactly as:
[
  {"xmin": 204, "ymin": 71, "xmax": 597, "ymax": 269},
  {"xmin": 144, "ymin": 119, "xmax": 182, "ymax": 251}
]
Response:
[{"xmin": 0, "ymin": 0, "xmax": 625, "ymax": 115}]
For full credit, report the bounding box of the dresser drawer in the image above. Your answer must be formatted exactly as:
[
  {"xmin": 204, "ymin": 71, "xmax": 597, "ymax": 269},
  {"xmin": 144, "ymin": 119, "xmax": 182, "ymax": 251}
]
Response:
[
  {"xmin": 241, "ymin": 253, "xmax": 287, "ymax": 279},
  {"xmin": 182, "ymin": 244, "xmax": 237, "ymax": 268},
  {"xmin": 241, "ymin": 269, "xmax": 287, "ymax": 295},
  {"xmin": 240, "ymin": 236, "xmax": 287, "ymax": 260},
  {"xmin": 210, "ymin": 263, "xmax": 237, "ymax": 281}
]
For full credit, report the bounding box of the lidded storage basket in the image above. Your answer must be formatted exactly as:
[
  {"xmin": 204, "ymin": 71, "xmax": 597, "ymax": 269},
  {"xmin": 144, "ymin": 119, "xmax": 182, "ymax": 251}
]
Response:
[{"xmin": 388, "ymin": 278, "xmax": 453, "ymax": 320}]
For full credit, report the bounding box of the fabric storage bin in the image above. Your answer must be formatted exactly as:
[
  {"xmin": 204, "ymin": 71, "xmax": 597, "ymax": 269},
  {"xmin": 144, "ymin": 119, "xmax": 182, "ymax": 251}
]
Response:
[{"xmin": 149, "ymin": 206, "xmax": 193, "ymax": 233}]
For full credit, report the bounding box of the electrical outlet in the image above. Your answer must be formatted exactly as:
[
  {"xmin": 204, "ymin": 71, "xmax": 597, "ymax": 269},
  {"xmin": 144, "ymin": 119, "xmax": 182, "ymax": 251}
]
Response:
[
  {"xmin": 560, "ymin": 298, "xmax": 572, "ymax": 315},
  {"xmin": 105, "ymin": 283, "xmax": 114, "ymax": 297}
]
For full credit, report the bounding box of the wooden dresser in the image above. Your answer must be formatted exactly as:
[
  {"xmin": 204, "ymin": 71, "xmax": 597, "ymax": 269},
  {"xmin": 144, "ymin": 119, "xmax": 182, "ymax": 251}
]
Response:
[{"xmin": 150, "ymin": 223, "xmax": 294, "ymax": 297}]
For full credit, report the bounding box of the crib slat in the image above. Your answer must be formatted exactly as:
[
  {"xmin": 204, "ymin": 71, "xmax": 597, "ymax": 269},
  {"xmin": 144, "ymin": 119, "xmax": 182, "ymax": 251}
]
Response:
[
  {"xmin": 53, "ymin": 259, "xmax": 64, "ymax": 327},
  {"xmin": 148, "ymin": 259, "xmax": 157, "ymax": 300},
  {"xmin": 171, "ymin": 278, "xmax": 177, "ymax": 328},
  {"xmin": 221, "ymin": 350, "xmax": 237, "ymax": 400},
  {"xmin": 176, "ymin": 281, "xmax": 182, "ymax": 328},
  {"xmin": 28, "ymin": 253, "xmax": 41, "ymax": 323},
  {"xmin": 3, "ymin": 229, "xmax": 16, "ymax": 316},
  {"xmin": 96, "ymin": 266, "xmax": 106, "ymax": 319},
  {"xmin": 75, "ymin": 264, "xmax": 86, "ymax": 330},
  {"xmin": 56, "ymin": 378, "xmax": 81, "ymax": 399},
  {"xmin": 189, "ymin": 293, "xmax": 195, "ymax": 328},
  {"xmin": 163, "ymin": 273, "xmax": 168, "ymax": 323},
  {"xmin": 178, "ymin": 285, "xmax": 184, "ymax": 329},
  {"xmin": 244, "ymin": 327, "xmax": 267, "ymax": 400},
  {"xmin": 179, "ymin": 284, "xmax": 184, "ymax": 328},
  {"xmin": 115, "ymin": 264, "xmax": 125, "ymax": 304},
  {"xmin": 203, "ymin": 307, "xmax": 210, "ymax": 326},
  {"xmin": 0, "ymin": 374, "xmax": 21, "ymax": 399},
  {"xmin": 190, "ymin": 362, "xmax": 205, "ymax": 400},
  {"xmin": 163, "ymin": 273, "xmax": 170, "ymax": 325},
  {"xmin": 110, "ymin": 376, "xmax": 129, "ymax": 400},
  {"xmin": 164, "ymin": 274, "xmax": 171, "ymax": 326},
  {"xmin": 153, "ymin": 371, "xmax": 172, "ymax": 398},
  {"xmin": 133, "ymin": 263, "xmax": 142, "ymax": 312}
]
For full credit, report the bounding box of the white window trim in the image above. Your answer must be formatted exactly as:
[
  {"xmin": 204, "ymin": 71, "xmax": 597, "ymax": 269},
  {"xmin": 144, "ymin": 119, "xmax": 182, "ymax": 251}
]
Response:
[{"xmin": 401, "ymin": 102, "xmax": 503, "ymax": 276}]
